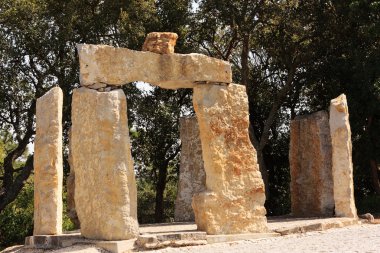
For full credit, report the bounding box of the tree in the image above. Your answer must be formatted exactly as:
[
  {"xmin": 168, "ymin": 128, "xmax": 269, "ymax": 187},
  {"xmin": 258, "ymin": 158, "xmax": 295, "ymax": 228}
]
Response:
[
  {"xmin": 129, "ymin": 87, "xmax": 193, "ymax": 223},
  {"xmin": 0, "ymin": 0, "xmax": 194, "ymax": 223}
]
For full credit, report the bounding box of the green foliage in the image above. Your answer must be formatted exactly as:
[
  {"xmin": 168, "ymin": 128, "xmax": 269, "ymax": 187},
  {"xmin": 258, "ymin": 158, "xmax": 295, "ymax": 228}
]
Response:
[
  {"xmin": 0, "ymin": 179, "xmax": 33, "ymax": 249},
  {"xmin": 137, "ymin": 167, "xmax": 178, "ymax": 224},
  {"xmin": 137, "ymin": 178, "xmax": 156, "ymax": 224},
  {"xmin": 62, "ymin": 191, "xmax": 75, "ymax": 231}
]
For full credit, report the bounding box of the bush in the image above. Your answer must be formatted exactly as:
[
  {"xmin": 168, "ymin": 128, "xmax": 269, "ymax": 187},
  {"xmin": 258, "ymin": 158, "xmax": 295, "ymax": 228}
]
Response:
[
  {"xmin": 137, "ymin": 177, "xmax": 178, "ymax": 224},
  {"xmin": 356, "ymin": 194, "xmax": 380, "ymax": 215},
  {"xmin": 0, "ymin": 177, "xmax": 75, "ymax": 250},
  {"xmin": 0, "ymin": 179, "xmax": 34, "ymax": 249}
]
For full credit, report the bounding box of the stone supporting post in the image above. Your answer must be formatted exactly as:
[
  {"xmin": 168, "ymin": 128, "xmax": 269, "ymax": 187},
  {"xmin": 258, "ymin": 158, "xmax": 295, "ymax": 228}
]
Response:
[
  {"xmin": 329, "ymin": 94, "xmax": 357, "ymax": 218},
  {"xmin": 192, "ymin": 83, "xmax": 268, "ymax": 235},
  {"xmin": 34, "ymin": 87, "xmax": 63, "ymax": 235},
  {"xmin": 289, "ymin": 111, "xmax": 334, "ymax": 217},
  {"xmin": 174, "ymin": 117, "xmax": 206, "ymax": 222},
  {"xmin": 71, "ymin": 87, "xmax": 139, "ymax": 240}
]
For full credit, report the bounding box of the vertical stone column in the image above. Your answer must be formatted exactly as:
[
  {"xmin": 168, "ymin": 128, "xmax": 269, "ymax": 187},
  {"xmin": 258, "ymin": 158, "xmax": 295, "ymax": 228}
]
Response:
[
  {"xmin": 329, "ymin": 94, "xmax": 357, "ymax": 218},
  {"xmin": 174, "ymin": 117, "xmax": 206, "ymax": 222},
  {"xmin": 289, "ymin": 111, "xmax": 334, "ymax": 217},
  {"xmin": 34, "ymin": 87, "xmax": 63, "ymax": 235},
  {"xmin": 192, "ymin": 83, "xmax": 267, "ymax": 235},
  {"xmin": 71, "ymin": 87, "xmax": 139, "ymax": 240}
]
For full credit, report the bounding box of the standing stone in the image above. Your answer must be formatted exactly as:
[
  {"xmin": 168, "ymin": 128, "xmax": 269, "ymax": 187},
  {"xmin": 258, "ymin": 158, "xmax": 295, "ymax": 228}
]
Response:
[
  {"xmin": 142, "ymin": 32, "xmax": 178, "ymax": 54},
  {"xmin": 192, "ymin": 83, "xmax": 268, "ymax": 235},
  {"xmin": 290, "ymin": 111, "xmax": 334, "ymax": 217},
  {"xmin": 71, "ymin": 87, "xmax": 139, "ymax": 240},
  {"xmin": 329, "ymin": 94, "xmax": 357, "ymax": 218},
  {"xmin": 34, "ymin": 87, "xmax": 63, "ymax": 235},
  {"xmin": 174, "ymin": 117, "xmax": 206, "ymax": 222}
]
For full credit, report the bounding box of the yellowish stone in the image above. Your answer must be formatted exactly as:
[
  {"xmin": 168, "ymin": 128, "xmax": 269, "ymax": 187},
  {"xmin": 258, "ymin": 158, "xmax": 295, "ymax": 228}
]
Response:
[{"xmin": 192, "ymin": 83, "xmax": 268, "ymax": 234}]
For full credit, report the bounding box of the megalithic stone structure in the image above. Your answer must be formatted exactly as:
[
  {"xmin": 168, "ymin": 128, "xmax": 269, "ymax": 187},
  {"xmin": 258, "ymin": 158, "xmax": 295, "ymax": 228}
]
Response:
[
  {"xmin": 174, "ymin": 117, "xmax": 206, "ymax": 222},
  {"xmin": 34, "ymin": 87, "xmax": 63, "ymax": 235},
  {"xmin": 289, "ymin": 111, "xmax": 334, "ymax": 217},
  {"xmin": 192, "ymin": 83, "xmax": 268, "ymax": 235},
  {"xmin": 71, "ymin": 87, "xmax": 139, "ymax": 240},
  {"xmin": 329, "ymin": 94, "xmax": 357, "ymax": 218},
  {"xmin": 77, "ymin": 44, "xmax": 232, "ymax": 89}
]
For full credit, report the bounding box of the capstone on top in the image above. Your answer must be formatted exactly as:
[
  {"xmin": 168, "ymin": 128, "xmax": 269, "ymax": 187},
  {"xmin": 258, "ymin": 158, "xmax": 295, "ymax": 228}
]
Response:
[{"xmin": 142, "ymin": 32, "xmax": 178, "ymax": 54}]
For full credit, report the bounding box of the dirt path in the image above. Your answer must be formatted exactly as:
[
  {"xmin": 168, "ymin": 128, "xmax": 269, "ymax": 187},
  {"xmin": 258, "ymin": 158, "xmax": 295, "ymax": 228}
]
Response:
[{"xmin": 151, "ymin": 224, "xmax": 380, "ymax": 253}]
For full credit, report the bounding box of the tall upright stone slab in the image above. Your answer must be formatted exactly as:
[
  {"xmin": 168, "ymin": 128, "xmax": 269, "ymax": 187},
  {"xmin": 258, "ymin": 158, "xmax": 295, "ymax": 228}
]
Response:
[
  {"xmin": 71, "ymin": 87, "xmax": 139, "ymax": 240},
  {"xmin": 290, "ymin": 111, "xmax": 334, "ymax": 217},
  {"xmin": 34, "ymin": 87, "xmax": 63, "ymax": 235},
  {"xmin": 329, "ymin": 94, "xmax": 357, "ymax": 218},
  {"xmin": 174, "ymin": 117, "xmax": 206, "ymax": 222},
  {"xmin": 192, "ymin": 83, "xmax": 267, "ymax": 235}
]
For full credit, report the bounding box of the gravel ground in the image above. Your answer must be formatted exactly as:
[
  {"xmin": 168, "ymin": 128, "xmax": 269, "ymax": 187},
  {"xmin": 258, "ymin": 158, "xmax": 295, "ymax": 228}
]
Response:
[
  {"xmin": 151, "ymin": 224, "xmax": 380, "ymax": 253},
  {"xmin": 3, "ymin": 223, "xmax": 379, "ymax": 253}
]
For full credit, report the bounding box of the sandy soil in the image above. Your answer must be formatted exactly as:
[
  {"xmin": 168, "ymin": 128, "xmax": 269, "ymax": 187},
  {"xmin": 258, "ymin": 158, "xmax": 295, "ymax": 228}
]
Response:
[{"xmin": 151, "ymin": 224, "xmax": 380, "ymax": 253}]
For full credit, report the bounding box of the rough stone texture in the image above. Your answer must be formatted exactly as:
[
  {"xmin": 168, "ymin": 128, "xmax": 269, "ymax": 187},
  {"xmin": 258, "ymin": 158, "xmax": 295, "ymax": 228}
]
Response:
[
  {"xmin": 34, "ymin": 87, "xmax": 63, "ymax": 235},
  {"xmin": 142, "ymin": 32, "xmax": 178, "ymax": 54},
  {"xmin": 174, "ymin": 117, "xmax": 206, "ymax": 222},
  {"xmin": 329, "ymin": 94, "xmax": 357, "ymax": 218},
  {"xmin": 77, "ymin": 44, "xmax": 232, "ymax": 89},
  {"xmin": 71, "ymin": 87, "xmax": 139, "ymax": 240},
  {"xmin": 192, "ymin": 83, "xmax": 268, "ymax": 235},
  {"xmin": 289, "ymin": 111, "xmax": 334, "ymax": 217}
]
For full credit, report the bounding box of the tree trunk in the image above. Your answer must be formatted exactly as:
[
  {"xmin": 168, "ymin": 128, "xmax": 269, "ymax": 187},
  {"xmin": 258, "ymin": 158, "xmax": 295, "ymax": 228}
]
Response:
[
  {"xmin": 154, "ymin": 164, "xmax": 168, "ymax": 223},
  {"xmin": 370, "ymin": 160, "xmax": 380, "ymax": 195},
  {"xmin": 241, "ymin": 34, "xmax": 270, "ymax": 197},
  {"xmin": 249, "ymin": 124, "xmax": 269, "ymax": 197},
  {"xmin": 0, "ymin": 155, "xmax": 34, "ymax": 211}
]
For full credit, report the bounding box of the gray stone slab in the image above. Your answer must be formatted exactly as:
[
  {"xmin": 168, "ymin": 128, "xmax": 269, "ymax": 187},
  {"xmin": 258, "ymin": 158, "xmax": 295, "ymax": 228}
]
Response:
[{"xmin": 25, "ymin": 233, "xmax": 84, "ymax": 249}]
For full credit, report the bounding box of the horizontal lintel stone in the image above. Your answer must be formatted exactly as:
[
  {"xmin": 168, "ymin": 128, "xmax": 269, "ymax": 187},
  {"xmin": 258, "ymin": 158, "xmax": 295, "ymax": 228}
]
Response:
[{"xmin": 77, "ymin": 44, "xmax": 232, "ymax": 89}]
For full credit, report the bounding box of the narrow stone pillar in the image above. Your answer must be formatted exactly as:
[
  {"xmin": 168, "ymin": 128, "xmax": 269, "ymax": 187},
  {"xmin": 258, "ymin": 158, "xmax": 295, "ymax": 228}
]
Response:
[
  {"xmin": 71, "ymin": 87, "xmax": 139, "ymax": 240},
  {"xmin": 192, "ymin": 83, "xmax": 267, "ymax": 235},
  {"xmin": 290, "ymin": 111, "xmax": 334, "ymax": 217},
  {"xmin": 174, "ymin": 117, "xmax": 206, "ymax": 222},
  {"xmin": 329, "ymin": 94, "xmax": 357, "ymax": 218},
  {"xmin": 34, "ymin": 87, "xmax": 63, "ymax": 235}
]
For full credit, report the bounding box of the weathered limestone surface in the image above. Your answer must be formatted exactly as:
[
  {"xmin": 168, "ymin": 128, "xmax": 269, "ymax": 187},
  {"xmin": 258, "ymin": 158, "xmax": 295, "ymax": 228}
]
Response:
[
  {"xmin": 142, "ymin": 32, "xmax": 178, "ymax": 54},
  {"xmin": 34, "ymin": 87, "xmax": 63, "ymax": 235},
  {"xmin": 71, "ymin": 87, "xmax": 139, "ymax": 240},
  {"xmin": 174, "ymin": 117, "xmax": 206, "ymax": 222},
  {"xmin": 77, "ymin": 44, "xmax": 232, "ymax": 89},
  {"xmin": 290, "ymin": 111, "xmax": 334, "ymax": 217},
  {"xmin": 192, "ymin": 83, "xmax": 268, "ymax": 235},
  {"xmin": 329, "ymin": 94, "xmax": 357, "ymax": 218}
]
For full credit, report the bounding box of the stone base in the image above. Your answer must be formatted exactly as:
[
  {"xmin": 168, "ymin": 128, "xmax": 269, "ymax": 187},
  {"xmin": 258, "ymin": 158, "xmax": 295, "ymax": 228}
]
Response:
[
  {"xmin": 136, "ymin": 231, "xmax": 207, "ymax": 249},
  {"xmin": 25, "ymin": 233, "xmax": 135, "ymax": 253},
  {"xmin": 269, "ymin": 217, "xmax": 361, "ymax": 235},
  {"xmin": 25, "ymin": 233, "xmax": 84, "ymax": 249},
  {"xmin": 93, "ymin": 239, "xmax": 136, "ymax": 253},
  {"xmin": 206, "ymin": 233, "xmax": 279, "ymax": 244},
  {"xmin": 24, "ymin": 218, "xmax": 361, "ymax": 252}
]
